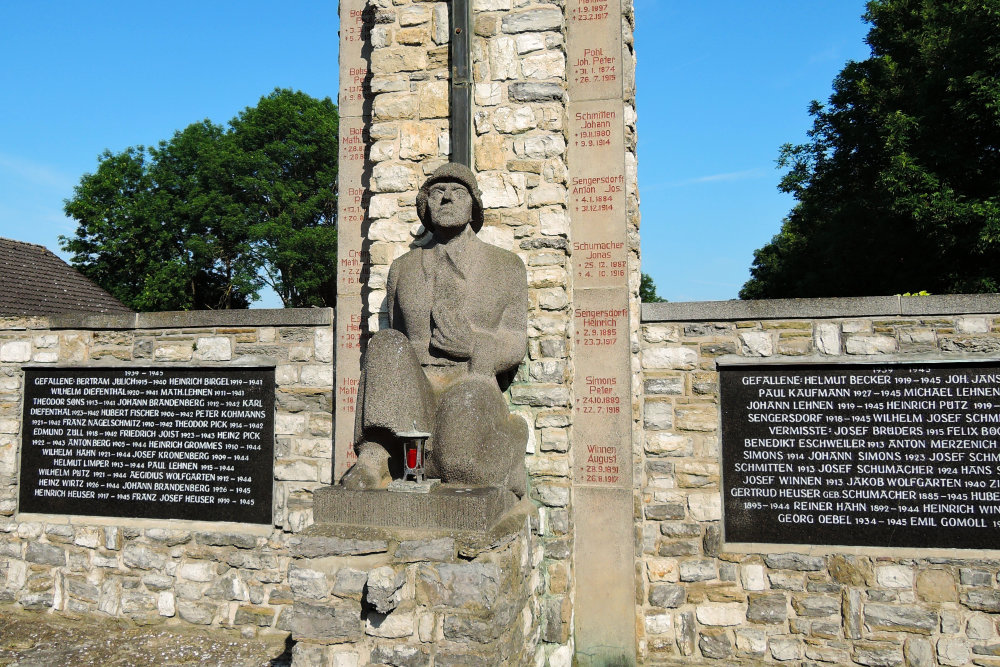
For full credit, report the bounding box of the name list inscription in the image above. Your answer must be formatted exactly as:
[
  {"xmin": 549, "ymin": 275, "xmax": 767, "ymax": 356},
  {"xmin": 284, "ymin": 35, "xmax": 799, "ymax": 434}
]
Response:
[
  {"xmin": 722, "ymin": 362, "xmax": 1000, "ymax": 549},
  {"xmin": 20, "ymin": 367, "xmax": 274, "ymax": 524}
]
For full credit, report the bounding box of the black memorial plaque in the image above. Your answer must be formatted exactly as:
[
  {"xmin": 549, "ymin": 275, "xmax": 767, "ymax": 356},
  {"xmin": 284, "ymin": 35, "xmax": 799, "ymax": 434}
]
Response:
[
  {"xmin": 722, "ymin": 362, "xmax": 1000, "ymax": 549},
  {"xmin": 20, "ymin": 367, "xmax": 274, "ymax": 524}
]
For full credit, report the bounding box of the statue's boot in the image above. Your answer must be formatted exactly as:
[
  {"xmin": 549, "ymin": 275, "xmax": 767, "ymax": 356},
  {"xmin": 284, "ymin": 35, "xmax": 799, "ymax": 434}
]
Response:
[{"xmin": 340, "ymin": 441, "xmax": 392, "ymax": 489}]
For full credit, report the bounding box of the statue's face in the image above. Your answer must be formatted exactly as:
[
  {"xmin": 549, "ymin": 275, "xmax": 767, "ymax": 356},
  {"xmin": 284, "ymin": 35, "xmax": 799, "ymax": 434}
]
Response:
[{"xmin": 427, "ymin": 181, "xmax": 473, "ymax": 233}]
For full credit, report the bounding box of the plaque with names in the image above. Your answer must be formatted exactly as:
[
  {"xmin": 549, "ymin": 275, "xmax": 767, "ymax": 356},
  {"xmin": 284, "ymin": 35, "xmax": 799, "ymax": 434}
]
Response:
[
  {"xmin": 566, "ymin": 0, "xmax": 622, "ymax": 101},
  {"xmin": 20, "ymin": 367, "xmax": 274, "ymax": 524},
  {"xmin": 722, "ymin": 361, "xmax": 1000, "ymax": 550},
  {"xmin": 572, "ymin": 289, "xmax": 631, "ymax": 488},
  {"xmin": 568, "ymin": 99, "xmax": 627, "ymax": 291}
]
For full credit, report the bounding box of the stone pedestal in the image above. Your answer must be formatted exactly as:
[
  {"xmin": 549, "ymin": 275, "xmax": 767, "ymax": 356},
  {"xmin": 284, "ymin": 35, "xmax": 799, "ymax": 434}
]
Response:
[
  {"xmin": 312, "ymin": 484, "xmax": 516, "ymax": 533},
  {"xmin": 284, "ymin": 500, "xmax": 541, "ymax": 666}
]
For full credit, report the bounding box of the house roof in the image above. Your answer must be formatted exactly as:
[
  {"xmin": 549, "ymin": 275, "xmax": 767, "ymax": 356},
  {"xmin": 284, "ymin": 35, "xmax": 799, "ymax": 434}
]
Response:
[{"xmin": 0, "ymin": 238, "xmax": 133, "ymax": 316}]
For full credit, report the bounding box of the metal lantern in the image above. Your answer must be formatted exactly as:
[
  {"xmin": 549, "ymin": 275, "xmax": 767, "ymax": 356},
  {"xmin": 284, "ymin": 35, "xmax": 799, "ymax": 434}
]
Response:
[{"xmin": 397, "ymin": 422, "xmax": 431, "ymax": 482}]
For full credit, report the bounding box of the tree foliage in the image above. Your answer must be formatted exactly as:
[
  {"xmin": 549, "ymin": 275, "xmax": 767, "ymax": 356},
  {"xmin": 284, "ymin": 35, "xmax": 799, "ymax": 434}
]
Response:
[
  {"xmin": 640, "ymin": 273, "xmax": 667, "ymax": 302},
  {"xmin": 62, "ymin": 89, "xmax": 338, "ymax": 311},
  {"xmin": 741, "ymin": 0, "xmax": 1000, "ymax": 299}
]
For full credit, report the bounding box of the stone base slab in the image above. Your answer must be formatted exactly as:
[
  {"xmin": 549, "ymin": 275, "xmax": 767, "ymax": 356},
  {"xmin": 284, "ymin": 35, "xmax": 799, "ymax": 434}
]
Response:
[{"xmin": 312, "ymin": 484, "xmax": 515, "ymax": 532}]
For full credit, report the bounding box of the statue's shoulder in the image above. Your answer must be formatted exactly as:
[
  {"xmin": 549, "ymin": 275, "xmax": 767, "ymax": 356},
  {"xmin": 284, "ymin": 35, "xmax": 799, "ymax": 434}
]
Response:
[{"xmin": 475, "ymin": 236, "xmax": 524, "ymax": 268}]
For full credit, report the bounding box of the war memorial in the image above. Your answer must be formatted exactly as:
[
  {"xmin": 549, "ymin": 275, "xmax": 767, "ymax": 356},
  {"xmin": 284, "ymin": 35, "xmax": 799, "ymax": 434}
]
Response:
[{"xmin": 6, "ymin": 1, "xmax": 1000, "ymax": 666}]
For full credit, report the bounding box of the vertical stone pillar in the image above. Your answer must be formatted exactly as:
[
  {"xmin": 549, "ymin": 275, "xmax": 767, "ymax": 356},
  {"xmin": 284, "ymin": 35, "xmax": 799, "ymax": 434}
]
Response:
[
  {"xmin": 566, "ymin": 0, "xmax": 638, "ymax": 660},
  {"xmin": 334, "ymin": 0, "xmax": 370, "ymax": 482}
]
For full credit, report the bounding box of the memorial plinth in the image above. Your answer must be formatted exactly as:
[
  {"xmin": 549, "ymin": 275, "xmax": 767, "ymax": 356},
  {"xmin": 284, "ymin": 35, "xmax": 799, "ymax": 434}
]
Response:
[{"xmin": 312, "ymin": 484, "xmax": 516, "ymax": 532}]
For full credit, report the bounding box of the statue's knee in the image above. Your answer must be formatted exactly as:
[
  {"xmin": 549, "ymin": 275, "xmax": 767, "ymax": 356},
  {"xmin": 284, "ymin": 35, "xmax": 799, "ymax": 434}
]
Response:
[
  {"xmin": 439, "ymin": 375, "xmax": 502, "ymax": 411},
  {"xmin": 368, "ymin": 328, "xmax": 409, "ymax": 354}
]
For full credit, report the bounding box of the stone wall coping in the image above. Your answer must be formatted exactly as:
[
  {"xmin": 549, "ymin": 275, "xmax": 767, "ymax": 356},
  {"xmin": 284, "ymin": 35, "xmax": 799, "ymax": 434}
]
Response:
[
  {"xmin": 11, "ymin": 308, "xmax": 334, "ymax": 331},
  {"xmin": 641, "ymin": 293, "xmax": 1000, "ymax": 322},
  {"xmin": 15, "ymin": 512, "xmax": 276, "ymax": 535}
]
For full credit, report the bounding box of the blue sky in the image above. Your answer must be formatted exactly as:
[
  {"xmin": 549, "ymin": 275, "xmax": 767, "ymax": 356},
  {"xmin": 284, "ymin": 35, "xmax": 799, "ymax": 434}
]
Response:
[{"xmin": 0, "ymin": 1, "xmax": 871, "ymax": 306}]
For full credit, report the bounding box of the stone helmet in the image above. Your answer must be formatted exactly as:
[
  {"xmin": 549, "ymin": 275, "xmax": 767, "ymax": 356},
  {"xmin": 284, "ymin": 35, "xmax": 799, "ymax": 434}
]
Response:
[{"xmin": 416, "ymin": 162, "xmax": 485, "ymax": 233}]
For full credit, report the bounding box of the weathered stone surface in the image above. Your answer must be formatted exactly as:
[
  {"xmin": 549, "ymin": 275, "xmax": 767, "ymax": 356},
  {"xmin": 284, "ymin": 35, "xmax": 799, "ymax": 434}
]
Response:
[
  {"xmin": 961, "ymin": 567, "xmax": 993, "ymax": 587},
  {"xmin": 177, "ymin": 601, "xmax": 217, "ymax": 625},
  {"xmin": 365, "ymin": 610, "xmax": 415, "ymax": 639},
  {"xmin": 501, "ymin": 7, "xmax": 562, "ymax": 33},
  {"xmin": 747, "ymin": 593, "xmax": 787, "ymax": 624},
  {"xmin": 696, "ymin": 603, "xmax": 745, "ymax": 626},
  {"xmin": 853, "ymin": 642, "xmax": 904, "ymax": 667},
  {"xmin": 508, "ymin": 82, "xmax": 563, "ymax": 102},
  {"xmin": 289, "ymin": 567, "xmax": 330, "ymax": 601},
  {"xmin": 937, "ymin": 638, "xmax": 971, "ymax": 666},
  {"xmin": 844, "ymin": 588, "xmax": 864, "ymax": 639},
  {"xmin": 369, "ymin": 644, "xmax": 428, "ymax": 667},
  {"xmin": 699, "ymin": 628, "xmax": 733, "ymax": 659},
  {"xmin": 764, "ymin": 553, "xmax": 825, "ymax": 571},
  {"xmin": 394, "ymin": 537, "xmax": 455, "ymax": 562},
  {"xmin": 770, "ymin": 637, "xmax": 802, "ymax": 661},
  {"xmin": 418, "ymin": 562, "xmax": 500, "ymax": 612},
  {"xmin": 366, "ymin": 566, "xmax": 405, "ymax": 614},
  {"xmin": 792, "ymin": 595, "xmax": 840, "ymax": 617},
  {"xmin": 904, "ymin": 637, "xmax": 935, "ymax": 667},
  {"xmin": 679, "ymin": 559, "xmax": 716, "ymax": 582},
  {"xmin": 277, "ymin": 600, "xmax": 363, "ymax": 642},
  {"xmin": 649, "ymin": 584, "xmax": 685, "ymax": 608},
  {"xmin": 865, "ymin": 603, "xmax": 937, "ymax": 634},
  {"xmin": 963, "ymin": 588, "xmax": 1000, "ymax": 612},
  {"xmin": 25, "ymin": 542, "xmax": 65, "ymax": 566},
  {"xmin": 290, "ymin": 535, "xmax": 389, "ymax": 558},
  {"xmin": 915, "ymin": 568, "xmax": 956, "ymax": 602},
  {"xmin": 675, "ymin": 611, "xmax": 695, "ymax": 656}
]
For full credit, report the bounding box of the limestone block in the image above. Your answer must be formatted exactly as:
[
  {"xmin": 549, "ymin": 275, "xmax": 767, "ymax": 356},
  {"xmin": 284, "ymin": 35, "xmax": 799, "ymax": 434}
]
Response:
[
  {"xmin": 742, "ymin": 564, "xmax": 767, "ymax": 591},
  {"xmin": 488, "ymin": 36, "xmax": 518, "ymax": 80},
  {"xmin": 958, "ymin": 316, "xmax": 991, "ymax": 333},
  {"xmin": 417, "ymin": 80, "xmax": 449, "ymax": 119},
  {"xmin": 675, "ymin": 611, "xmax": 696, "ymax": 655},
  {"xmin": 645, "ymin": 612, "xmax": 671, "ymax": 634},
  {"xmin": 688, "ymin": 493, "xmax": 722, "ymax": 521},
  {"xmin": 647, "ymin": 558, "xmax": 679, "ymax": 583},
  {"xmin": 479, "ymin": 171, "xmax": 526, "ymax": 208},
  {"xmin": 845, "ymin": 334, "xmax": 897, "ymax": 355},
  {"xmin": 374, "ymin": 92, "xmax": 416, "ymax": 121},
  {"xmin": 538, "ymin": 207, "xmax": 568, "ymax": 236},
  {"xmin": 0, "ymin": 341, "xmax": 31, "ymax": 362},
  {"xmin": 675, "ymin": 404, "xmax": 717, "ymax": 432},
  {"xmin": 178, "ymin": 561, "xmax": 217, "ymax": 583},
  {"xmin": 903, "ymin": 637, "xmax": 934, "ymax": 667},
  {"xmin": 397, "ymin": 122, "xmax": 438, "ymax": 160},
  {"xmin": 536, "ymin": 287, "xmax": 568, "ymax": 310},
  {"xmin": 502, "ymin": 7, "xmax": 562, "ymax": 32},
  {"xmin": 937, "ymin": 638, "xmax": 971, "ymax": 666},
  {"xmin": 679, "ymin": 560, "xmax": 716, "ymax": 582},
  {"xmin": 289, "ymin": 567, "xmax": 330, "ymax": 601},
  {"xmin": 764, "ymin": 553, "xmax": 825, "ymax": 571},
  {"xmin": 516, "ymin": 33, "xmax": 545, "ymax": 54},
  {"xmin": 644, "ymin": 433, "xmax": 692, "ymax": 456},
  {"xmin": 372, "ymin": 47, "xmax": 428, "ymax": 73},
  {"xmin": 747, "ymin": 593, "xmax": 786, "ymax": 624},
  {"xmin": 736, "ymin": 628, "xmax": 768, "ymax": 655},
  {"xmin": 522, "ymin": 51, "xmax": 565, "ymax": 79},
  {"xmin": 372, "ymin": 163, "xmax": 419, "ymax": 193},
  {"xmin": 649, "ymin": 584, "xmax": 685, "ymax": 608},
  {"xmin": 366, "ymin": 610, "xmax": 415, "ymax": 638},
  {"xmin": 475, "ymin": 134, "xmax": 506, "ymax": 171},
  {"xmin": 367, "ymin": 566, "xmax": 406, "ymax": 613},
  {"xmin": 699, "ymin": 628, "xmax": 733, "ymax": 658},
  {"xmin": 398, "ymin": 5, "xmax": 429, "ymax": 25},
  {"xmin": 432, "ymin": 3, "xmax": 449, "ymax": 43},
  {"xmin": 770, "ymin": 638, "xmax": 802, "ymax": 661},
  {"xmin": 492, "ymin": 106, "xmax": 536, "ymax": 134},
  {"xmin": 509, "ymin": 81, "xmax": 564, "ymax": 102},
  {"xmin": 277, "ymin": 600, "xmax": 363, "ymax": 642},
  {"xmin": 474, "ymin": 0, "xmax": 511, "ymax": 10},
  {"xmin": 514, "ymin": 134, "xmax": 565, "ymax": 159},
  {"xmin": 642, "ymin": 346, "xmax": 697, "ymax": 370},
  {"xmin": 194, "ymin": 336, "xmax": 231, "ymax": 361},
  {"xmin": 643, "ymin": 400, "xmax": 672, "ymax": 430},
  {"xmin": 154, "ymin": 342, "xmax": 193, "ymax": 361},
  {"xmin": 739, "ymin": 331, "xmax": 773, "ymax": 357},
  {"xmin": 877, "ymin": 564, "xmax": 914, "ymax": 588},
  {"xmin": 525, "ymin": 182, "xmax": 565, "ymax": 207},
  {"xmin": 864, "ymin": 603, "xmax": 937, "ymax": 634},
  {"xmin": 474, "ymin": 83, "xmax": 502, "ymax": 107}
]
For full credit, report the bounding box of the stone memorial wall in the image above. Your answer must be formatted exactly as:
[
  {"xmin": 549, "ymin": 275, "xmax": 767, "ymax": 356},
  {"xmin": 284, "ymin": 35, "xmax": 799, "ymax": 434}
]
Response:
[
  {"xmin": 638, "ymin": 295, "xmax": 1000, "ymax": 665},
  {"xmin": 334, "ymin": 0, "xmax": 641, "ymax": 660}
]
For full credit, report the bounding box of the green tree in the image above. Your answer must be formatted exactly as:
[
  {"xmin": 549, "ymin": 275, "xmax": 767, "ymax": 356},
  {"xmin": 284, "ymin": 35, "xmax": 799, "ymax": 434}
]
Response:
[
  {"xmin": 640, "ymin": 273, "xmax": 666, "ymax": 302},
  {"xmin": 62, "ymin": 88, "xmax": 338, "ymax": 311},
  {"xmin": 741, "ymin": 0, "xmax": 1000, "ymax": 299}
]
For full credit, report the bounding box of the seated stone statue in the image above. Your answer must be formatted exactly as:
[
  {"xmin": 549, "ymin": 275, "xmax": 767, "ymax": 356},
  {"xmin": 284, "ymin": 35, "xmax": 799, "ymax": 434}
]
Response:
[{"xmin": 341, "ymin": 163, "xmax": 529, "ymax": 497}]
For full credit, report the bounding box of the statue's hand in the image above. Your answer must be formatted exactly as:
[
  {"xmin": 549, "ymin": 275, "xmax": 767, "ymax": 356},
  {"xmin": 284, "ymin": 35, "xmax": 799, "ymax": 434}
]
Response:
[{"xmin": 431, "ymin": 307, "xmax": 473, "ymax": 358}]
